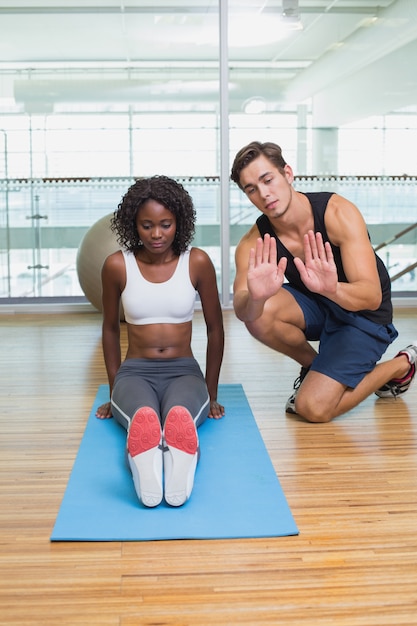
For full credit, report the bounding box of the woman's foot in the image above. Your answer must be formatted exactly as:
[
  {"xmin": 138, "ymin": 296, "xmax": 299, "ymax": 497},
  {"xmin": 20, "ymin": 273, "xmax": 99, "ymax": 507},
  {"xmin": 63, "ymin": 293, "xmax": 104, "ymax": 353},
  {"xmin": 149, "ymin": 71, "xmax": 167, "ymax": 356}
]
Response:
[
  {"xmin": 163, "ymin": 406, "xmax": 199, "ymax": 507},
  {"xmin": 127, "ymin": 407, "xmax": 163, "ymax": 507}
]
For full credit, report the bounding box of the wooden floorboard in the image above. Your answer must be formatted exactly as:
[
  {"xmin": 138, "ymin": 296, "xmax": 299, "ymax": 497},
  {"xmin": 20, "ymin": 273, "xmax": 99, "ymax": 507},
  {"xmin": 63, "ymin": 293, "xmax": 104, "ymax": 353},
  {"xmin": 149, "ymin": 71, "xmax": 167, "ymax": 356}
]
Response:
[{"xmin": 0, "ymin": 307, "xmax": 416, "ymax": 625}]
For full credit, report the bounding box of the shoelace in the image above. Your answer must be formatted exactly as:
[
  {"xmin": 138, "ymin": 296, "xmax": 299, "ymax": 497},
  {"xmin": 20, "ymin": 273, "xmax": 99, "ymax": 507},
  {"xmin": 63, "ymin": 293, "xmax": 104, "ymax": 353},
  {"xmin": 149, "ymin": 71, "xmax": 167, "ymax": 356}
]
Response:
[{"xmin": 293, "ymin": 366, "xmax": 310, "ymax": 391}]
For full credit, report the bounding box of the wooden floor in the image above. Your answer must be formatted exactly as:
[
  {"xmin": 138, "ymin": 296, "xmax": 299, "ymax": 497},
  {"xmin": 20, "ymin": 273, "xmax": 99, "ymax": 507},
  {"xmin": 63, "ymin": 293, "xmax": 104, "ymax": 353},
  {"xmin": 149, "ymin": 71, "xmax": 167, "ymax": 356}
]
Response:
[{"xmin": 1, "ymin": 307, "xmax": 417, "ymax": 625}]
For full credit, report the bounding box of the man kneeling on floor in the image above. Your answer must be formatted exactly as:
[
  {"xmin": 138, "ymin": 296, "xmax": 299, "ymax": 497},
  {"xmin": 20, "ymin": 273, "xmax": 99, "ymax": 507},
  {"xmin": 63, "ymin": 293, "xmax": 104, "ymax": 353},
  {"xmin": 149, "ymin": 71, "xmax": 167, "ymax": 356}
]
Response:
[{"xmin": 231, "ymin": 141, "xmax": 416, "ymax": 423}]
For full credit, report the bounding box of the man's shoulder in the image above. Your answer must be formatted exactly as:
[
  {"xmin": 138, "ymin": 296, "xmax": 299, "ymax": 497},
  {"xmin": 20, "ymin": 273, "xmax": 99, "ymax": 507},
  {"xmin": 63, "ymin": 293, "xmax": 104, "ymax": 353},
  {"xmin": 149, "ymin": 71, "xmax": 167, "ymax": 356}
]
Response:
[
  {"xmin": 236, "ymin": 223, "xmax": 260, "ymax": 248},
  {"xmin": 325, "ymin": 193, "xmax": 359, "ymax": 222}
]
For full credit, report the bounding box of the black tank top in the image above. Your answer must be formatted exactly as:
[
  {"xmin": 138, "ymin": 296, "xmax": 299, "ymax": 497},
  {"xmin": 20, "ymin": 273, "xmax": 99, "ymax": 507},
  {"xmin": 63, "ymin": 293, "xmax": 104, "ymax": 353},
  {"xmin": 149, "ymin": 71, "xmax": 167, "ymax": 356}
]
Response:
[{"xmin": 256, "ymin": 191, "xmax": 393, "ymax": 325}]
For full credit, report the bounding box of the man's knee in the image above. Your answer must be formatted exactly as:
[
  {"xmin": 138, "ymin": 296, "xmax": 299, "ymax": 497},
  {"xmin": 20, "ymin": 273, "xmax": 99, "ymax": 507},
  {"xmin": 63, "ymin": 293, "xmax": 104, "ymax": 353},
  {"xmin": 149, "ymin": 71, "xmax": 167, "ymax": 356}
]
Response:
[
  {"xmin": 245, "ymin": 319, "xmax": 260, "ymax": 339},
  {"xmin": 294, "ymin": 372, "xmax": 345, "ymax": 423},
  {"xmin": 295, "ymin": 395, "xmax": 333, "ymax": 423},
  {"xmin": 245, "ymin": 318, "xmax": 269, "ymax": 343}
]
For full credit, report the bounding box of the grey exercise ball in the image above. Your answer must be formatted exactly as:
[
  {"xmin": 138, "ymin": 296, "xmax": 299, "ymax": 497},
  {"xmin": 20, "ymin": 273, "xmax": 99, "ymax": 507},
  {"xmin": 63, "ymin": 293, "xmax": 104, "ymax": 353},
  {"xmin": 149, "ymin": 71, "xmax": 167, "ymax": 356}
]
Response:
[{"xmin": 76, "ymin": 213, "xmax": 120, "ymax": 312}]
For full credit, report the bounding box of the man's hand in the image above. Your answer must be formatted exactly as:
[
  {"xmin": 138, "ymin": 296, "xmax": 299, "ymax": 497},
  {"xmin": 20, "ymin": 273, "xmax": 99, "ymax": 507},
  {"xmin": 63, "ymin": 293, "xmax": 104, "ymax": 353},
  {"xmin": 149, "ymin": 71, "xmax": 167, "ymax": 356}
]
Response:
[
  {"xmin": 247, "ymin": 234, "xmax": 287, "ymax": 302},
  {"xmin": 294, "ymin": 231, "xmax": 338, "ymax": 296}
]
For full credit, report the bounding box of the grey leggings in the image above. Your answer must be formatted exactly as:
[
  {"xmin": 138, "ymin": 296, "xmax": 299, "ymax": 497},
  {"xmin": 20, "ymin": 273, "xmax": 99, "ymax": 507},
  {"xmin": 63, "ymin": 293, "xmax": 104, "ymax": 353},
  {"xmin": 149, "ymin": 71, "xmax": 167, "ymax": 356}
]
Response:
[{"xmin": 111, "ymin": 357, "xmax": 210, "ymax": 431}]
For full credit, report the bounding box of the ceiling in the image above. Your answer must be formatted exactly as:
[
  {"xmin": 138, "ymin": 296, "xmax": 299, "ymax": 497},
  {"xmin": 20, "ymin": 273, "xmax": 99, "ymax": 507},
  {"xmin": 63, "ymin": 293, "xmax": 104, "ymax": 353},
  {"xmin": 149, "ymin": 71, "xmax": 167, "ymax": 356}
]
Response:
[{"xmin": 1, "ymin": 0, "xmax": 417, "ymax": 125}]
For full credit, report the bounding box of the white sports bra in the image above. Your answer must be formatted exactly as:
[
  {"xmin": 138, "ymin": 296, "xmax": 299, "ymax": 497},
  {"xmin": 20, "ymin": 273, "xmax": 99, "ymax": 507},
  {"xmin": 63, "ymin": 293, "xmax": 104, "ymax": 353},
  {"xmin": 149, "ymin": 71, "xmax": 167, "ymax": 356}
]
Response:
[{"xmin": 121, "ymin": 249, "xmax": 196, "ymax": 325}]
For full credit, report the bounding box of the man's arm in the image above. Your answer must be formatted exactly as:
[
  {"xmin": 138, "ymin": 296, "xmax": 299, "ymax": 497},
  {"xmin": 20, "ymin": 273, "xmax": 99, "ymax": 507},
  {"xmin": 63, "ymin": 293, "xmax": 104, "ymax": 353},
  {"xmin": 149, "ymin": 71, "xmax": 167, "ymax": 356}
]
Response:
[
  {"xmin": 294, "ymin": 195, "xmax": 382, "ymax": 312},
  {"xmin": 233, "ymin": 231, "xmax": 287, "ymax": 322}
]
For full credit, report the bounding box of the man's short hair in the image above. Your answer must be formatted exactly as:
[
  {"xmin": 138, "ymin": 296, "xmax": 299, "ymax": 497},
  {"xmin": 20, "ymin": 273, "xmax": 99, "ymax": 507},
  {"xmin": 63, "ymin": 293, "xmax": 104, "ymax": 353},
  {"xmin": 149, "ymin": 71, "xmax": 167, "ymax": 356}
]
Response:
[{"xmin": 230, "ymin": 141, "xmax": 287, "ymax": 190}]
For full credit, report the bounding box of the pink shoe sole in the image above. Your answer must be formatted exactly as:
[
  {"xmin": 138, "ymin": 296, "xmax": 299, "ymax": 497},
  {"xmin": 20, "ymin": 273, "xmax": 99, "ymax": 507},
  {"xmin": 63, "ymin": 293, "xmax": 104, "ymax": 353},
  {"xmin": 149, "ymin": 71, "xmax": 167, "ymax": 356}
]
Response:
[
  {"xmin": 128, "ymin": 407, "xmax": 162, "ymax": 457},
  {"xmin": 127, "ymin": 407, "xmax": 163, "ymax": 507},
  {"xmin": 163, "ymin": 406, "xmax": 198, "ymax": 455},
  {"xmin": 163, "ymin": 406, "xmax": 198, "ymax": 507}
]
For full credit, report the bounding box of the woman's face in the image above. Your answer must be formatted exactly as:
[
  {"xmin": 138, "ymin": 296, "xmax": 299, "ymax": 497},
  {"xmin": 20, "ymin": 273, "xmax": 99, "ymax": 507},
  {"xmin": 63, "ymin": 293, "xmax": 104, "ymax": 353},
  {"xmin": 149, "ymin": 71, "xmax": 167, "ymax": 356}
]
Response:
[{"xmin": 135, "ymin": 199, "xmax": 177, "ymax": 255}]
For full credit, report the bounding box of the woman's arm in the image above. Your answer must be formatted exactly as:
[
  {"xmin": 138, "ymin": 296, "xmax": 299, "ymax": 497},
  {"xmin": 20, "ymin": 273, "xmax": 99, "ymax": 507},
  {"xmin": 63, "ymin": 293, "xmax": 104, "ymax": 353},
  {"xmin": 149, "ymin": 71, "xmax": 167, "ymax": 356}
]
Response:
[
  {"xmin": 96, "ymin": 251, "xmax": 124, "ymax": 418},
  {"xmin": 190, "ymin": 248, "xmax": 225, "ymax": 419}
]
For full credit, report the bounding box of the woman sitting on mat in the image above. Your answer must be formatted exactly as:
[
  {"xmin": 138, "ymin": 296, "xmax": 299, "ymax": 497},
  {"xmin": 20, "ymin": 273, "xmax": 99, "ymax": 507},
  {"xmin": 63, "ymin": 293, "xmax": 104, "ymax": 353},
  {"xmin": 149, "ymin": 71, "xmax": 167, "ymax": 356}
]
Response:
[{"xmin": 96, "ymin": 175, "xmax": 225, "ymax": 508}]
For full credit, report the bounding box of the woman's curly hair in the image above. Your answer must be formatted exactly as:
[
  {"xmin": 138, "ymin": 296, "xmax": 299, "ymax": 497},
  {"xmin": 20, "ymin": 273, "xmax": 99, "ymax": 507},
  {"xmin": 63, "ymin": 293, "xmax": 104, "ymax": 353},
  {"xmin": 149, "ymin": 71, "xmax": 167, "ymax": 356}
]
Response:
[{"xmin": 111, "ymin": 175, "xmax": 196, "ymax": 256}]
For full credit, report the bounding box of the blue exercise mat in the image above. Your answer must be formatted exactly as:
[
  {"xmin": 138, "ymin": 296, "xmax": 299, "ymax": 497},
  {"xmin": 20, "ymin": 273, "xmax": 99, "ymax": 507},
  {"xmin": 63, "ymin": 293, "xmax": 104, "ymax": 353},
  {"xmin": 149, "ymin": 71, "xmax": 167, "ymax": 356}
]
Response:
[{"xmin": 51, "ymin": 384, "xmax": 298, "ymax": 541}]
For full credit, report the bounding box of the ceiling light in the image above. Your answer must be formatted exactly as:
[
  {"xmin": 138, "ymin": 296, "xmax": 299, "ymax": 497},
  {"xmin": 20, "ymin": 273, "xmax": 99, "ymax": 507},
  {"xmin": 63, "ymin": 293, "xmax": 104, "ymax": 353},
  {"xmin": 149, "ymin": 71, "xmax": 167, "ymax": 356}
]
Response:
[
  {"xmin": 243, "ymin": 97, "xmax": 266, "ymax": 114},
  {"xmin": 281, "ymin": 0, "xmax": 303, "ymax": 31}
]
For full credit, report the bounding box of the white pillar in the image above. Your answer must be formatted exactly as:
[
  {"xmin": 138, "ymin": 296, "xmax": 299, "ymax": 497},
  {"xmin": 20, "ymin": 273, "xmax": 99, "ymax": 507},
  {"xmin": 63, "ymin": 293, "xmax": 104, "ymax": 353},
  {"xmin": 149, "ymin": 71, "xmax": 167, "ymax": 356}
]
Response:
[
  {"xmin": 312, "ymin": 127, "xmax": 339, "ymax": 175},
  {"xmin": 297, "ymin": 104, "xmax": 308, "ymax": 175}
]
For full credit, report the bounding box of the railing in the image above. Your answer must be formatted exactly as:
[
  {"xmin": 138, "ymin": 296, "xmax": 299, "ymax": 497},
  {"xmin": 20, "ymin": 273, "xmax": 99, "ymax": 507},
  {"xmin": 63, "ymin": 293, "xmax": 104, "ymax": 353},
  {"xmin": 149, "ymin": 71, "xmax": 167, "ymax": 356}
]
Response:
[
  {"xmin": 373, "ymin": 222, "xmax": 417, "ymax": 284},
  {"xmin": 0, "ymin": 175, "xmax": 416, "ymax": 300}
]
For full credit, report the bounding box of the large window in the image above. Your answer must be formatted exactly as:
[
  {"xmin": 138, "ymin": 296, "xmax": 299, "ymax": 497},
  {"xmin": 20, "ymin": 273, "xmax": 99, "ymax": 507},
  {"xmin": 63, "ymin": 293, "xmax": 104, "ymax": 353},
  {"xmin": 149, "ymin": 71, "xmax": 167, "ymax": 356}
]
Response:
[
  {"xmin": 1, "ymin": 110, "xmax": 417, "ymax": 301},
  {"xmin": 0, "ymin": 3, "xmax": 416, "ymax": 305},
  {"xmin": 339, "ymin": 112, "xmax": 417, "ymax": 176}
]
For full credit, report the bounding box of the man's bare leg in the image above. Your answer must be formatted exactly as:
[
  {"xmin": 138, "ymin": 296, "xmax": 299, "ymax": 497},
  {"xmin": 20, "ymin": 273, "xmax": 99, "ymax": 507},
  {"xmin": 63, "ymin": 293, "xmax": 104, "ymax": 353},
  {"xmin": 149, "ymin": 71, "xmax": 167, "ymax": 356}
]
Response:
[
  {"xmin": 241, "ymin": 290, "xmax": 416, "ymax": 424},
  {"xmin": 245, "ymin": 289, "xmax": 317, "ymax": 367},
  {"xmin": 296, "ymin": 351, "xmax": 414, "ymax": 423}
]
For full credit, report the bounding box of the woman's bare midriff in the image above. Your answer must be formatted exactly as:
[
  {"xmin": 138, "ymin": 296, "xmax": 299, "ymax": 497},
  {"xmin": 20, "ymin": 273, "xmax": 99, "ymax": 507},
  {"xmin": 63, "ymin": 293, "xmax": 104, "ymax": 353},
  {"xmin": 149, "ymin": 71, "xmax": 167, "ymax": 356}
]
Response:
[{"xmin": 125, "ymin": 321, "xmax": 193, "ymax": 359}]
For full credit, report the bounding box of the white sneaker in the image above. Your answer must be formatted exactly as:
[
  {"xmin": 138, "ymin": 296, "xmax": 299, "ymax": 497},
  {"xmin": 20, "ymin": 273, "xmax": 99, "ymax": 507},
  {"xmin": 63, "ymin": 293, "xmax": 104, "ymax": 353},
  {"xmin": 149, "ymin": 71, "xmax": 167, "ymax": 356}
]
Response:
[
  {"xmin": 127, "ymin": 407, "xmax": 163, "ymax": 507},
  {"xmin": 163, "ymin": 406, "xmax": 199, "ymax": 507},
  {"xmin": 375, "ymin": 341, "xmax": 417, "ymax": 398}
]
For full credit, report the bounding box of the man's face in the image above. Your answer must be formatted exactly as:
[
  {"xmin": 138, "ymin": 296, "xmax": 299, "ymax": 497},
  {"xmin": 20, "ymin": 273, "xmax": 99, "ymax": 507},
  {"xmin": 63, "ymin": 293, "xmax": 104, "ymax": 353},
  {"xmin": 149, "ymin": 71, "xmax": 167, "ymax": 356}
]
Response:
[{"xmin": 239, "ymin": 154, "xmax": 294, "ymax": 220}]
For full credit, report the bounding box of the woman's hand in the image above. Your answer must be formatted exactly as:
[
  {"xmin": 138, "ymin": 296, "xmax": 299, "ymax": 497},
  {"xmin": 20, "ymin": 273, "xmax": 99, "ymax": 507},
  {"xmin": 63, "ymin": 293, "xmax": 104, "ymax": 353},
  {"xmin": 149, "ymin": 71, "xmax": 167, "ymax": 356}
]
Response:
[
  {"xmin": 95, "ymin": 402, "xmax": 113, "ymax": 419},
  {"xmin": 208, "ymin": 400, "xmax": 225, "ymax": 420}
]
